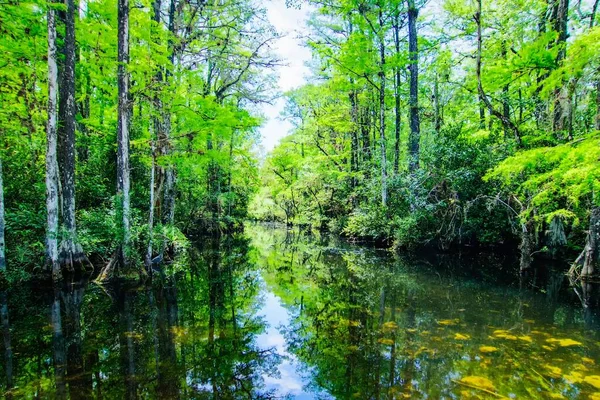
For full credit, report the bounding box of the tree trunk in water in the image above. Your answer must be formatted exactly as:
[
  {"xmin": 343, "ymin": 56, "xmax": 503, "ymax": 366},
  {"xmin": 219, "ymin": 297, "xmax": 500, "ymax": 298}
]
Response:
[
  {"xmin": 116, "ymin": 0, "xmax": 131, "ymax": 266},
  {"xmin": 581, "ymin": 207, "xmax": 600, "ymax": 278},
  {"xmin": 0, "ymin": 158, "xmax": 5, "ymax": 273},
  {"xmin": 393, "ymin": 11, "xmax": 402, "ymax": 174},
  {"xmin": 58, "ymin": 0, "xmax": 86, "ymax": 270},
  {"xmin": 407, "ymin": 0, "xmax": 420, "ymax": 172},
  {"xmin": 378, "ymin": 6, "xmax": 387, "ymax": 208},
  {"xmin": 146, "ymin": 0, "xmax": 161, "ymax": 271},
  {"xmin": 98, "ymin": 0, "xmax": 131, "ymax": 282},
  {"xmin": 51, "ymin": 290, "xmax": 67, "ymax": 398},
  {"xmin": 520, "ymin": 222, "xmax": 533, "ymax": 272},
  {"xmin": 146, "ymin": 143, "xmax": 156, "ymax": 271},
  {"xmin": 47, "ymin": 4, "xmax": 61, "ymax": 280},
  {"xmin": 161, "ymin": 0, "xmax": 176, "ymax": 231}
]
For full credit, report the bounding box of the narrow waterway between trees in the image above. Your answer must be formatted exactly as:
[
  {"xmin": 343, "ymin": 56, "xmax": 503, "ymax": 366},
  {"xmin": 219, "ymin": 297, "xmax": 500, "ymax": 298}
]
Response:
[{"xmin": 1, "ymin": 224, "xmax": 599, "ymax": 399}]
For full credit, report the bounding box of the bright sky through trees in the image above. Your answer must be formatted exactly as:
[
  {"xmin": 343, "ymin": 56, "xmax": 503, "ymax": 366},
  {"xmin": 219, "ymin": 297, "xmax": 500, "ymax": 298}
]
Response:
[{"xmin": 260, "ymin": 0, "xmax": 313, "ymax": 152}]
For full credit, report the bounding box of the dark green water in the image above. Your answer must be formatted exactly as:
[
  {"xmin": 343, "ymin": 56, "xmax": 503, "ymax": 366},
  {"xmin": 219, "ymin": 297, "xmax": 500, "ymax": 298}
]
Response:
[{"xmin": 1, "ymin": 224, "xmax": 600, "ymax": 399}]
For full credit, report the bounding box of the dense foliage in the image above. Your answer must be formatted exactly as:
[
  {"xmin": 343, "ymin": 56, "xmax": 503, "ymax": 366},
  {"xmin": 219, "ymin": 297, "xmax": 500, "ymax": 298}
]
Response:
[
  {"xmin": 251, "ymin": 0, "xmax": 600, "ymax": 277},
  {"xmin": 0, "ymin": 0, "xmax": 278, "ymax": 279}
]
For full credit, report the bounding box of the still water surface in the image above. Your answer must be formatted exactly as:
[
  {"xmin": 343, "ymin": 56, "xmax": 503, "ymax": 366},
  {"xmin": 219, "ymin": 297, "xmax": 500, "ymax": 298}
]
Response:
[{"xmin": 1, "ymin": 224, "xmax": 600, "ymax": 399}]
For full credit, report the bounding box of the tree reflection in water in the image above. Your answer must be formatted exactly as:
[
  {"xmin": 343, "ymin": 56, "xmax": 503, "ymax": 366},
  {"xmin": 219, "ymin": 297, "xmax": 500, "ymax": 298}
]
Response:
[{"xmin": 0, "ymin": 226, "xmax": 599, "ymax": 399}]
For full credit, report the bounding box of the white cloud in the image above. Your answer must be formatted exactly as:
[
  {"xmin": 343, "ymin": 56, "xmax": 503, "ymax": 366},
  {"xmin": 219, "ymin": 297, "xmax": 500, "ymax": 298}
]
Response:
[{"xmin": 259, "ymin": 0, "xmax": 313, "ymax": 152}]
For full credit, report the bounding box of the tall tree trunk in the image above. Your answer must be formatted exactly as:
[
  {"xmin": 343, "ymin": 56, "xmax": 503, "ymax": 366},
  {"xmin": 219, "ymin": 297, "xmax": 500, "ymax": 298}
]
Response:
[
  {"xmin": 361, "ymin": 102, "xmax": 371, "ymax": 169},
  {"xmin": 551, "ymin": 0, "xmax": 570, "ymax": 136},
  {"xmin": 147, "ymin": 0, "xmax": 161, "ymax": 271},
  {"xmin": 434, "ymin": 72, "xmax": 441, "ymax": 134},
  {"xmin": 47, "ymin": 3, "xmax": 61, "ymax": 280},
  {"xmin": 99, "ymin": 0, "xmax": 131, "ymax": 282},
  {"xmin": 161, "ymin": 0, "xmax": 176, "ymax": 231},
  {"xmin": 146, "ymin": 142, "xmax": 156, "ymax": 271},
  {"xmin": 501, "ymin": 41, "xmax": 510, "ymax": 139},
  {"xmin": 58, "ymin": 0, "xmax": 86, "ymax": 269},
  {"xmin": 520, "ymin": 222, "xmax": 533, "ymax": 272},
  {"xmin": 407, "ymin": 0, "xmax": 420, "ymax": 172},
  {"xmin": 475, "ymin": 0, "xmax": 522, "ymax": 146},
  {"xmin": 116, "ymin": 0, "xmax": 131, "ymax": 267},
  {"xmin": 478, "ymin": 93, "xmax": 486, "ymax": 129},
  {"xmin": 0, "ymin": 158, "xmax": 5, "ymax": 273},
  {"xmin": 393, "ymin": 11, "xmax": 402, "ymax": 174},
  {"xmin": 349, "ymin": 90, "xmax": 359, "ymax": 189},
  {"xmin": 581, "ymin": 206, "xmax": 600, "ymax": 278},
  {"xmin": 378, "ymin": 6, "xmax": 387, "ymax": 208}
]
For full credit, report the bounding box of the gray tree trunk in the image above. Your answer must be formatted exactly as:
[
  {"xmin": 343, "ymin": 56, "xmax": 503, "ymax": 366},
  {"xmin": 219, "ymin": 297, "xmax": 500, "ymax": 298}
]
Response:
[
  {"xmin": 378, "ymin": 6, "xmax": 387, "ymax": 208},
  {"xmin": 146, "ymin": 142, "xmax": 155, "ymax": 271},
  {"xmin": 581, "ymin": 206, "xmax": 599, "ymax": 278},
  {"xmin": 58, "ymin": 0, "xmax": 86, "ymax": 269},
  {"xmin": 520, "ymin": 222, "xmax": 532, "ymax": 272},
  {"xmin": 407, "ymin": 0, "xmax": 420, "ymax": 172},
  {"xmin": 116, "ymin": 0, "xmax": 131, "ymax": 266},
  {"xmin": 393, "ymin": 11, "xmax": 402, "ymax": 174},
  {"xmin": 162, "ymin": 0, "xmax": 176, "ymax": 230},
  {"xmin": 47, "ymin": 3, "xmax": 61, "ymax": 280},
  {"xmin": 434, "ymin": 73, "xmax": 441, "ymax": 134},
  {"xmin": 98, "ymin": 0, "xmax": 132, "ymax": 282},
  {"xmin": 0, "ymin": 158, "xmax": 5, "ymax": 273}
]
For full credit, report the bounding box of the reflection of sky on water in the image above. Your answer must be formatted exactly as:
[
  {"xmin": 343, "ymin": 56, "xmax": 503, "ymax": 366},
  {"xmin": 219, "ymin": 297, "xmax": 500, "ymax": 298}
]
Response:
[{"xmin": 256, "ymin": 279, "xmax": 331, "ymax": 399}]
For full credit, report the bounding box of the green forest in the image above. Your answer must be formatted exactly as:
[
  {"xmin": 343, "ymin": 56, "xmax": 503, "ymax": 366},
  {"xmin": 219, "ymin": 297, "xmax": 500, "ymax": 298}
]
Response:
[{"xmin": 0, "ymin": 0, "xmax": 599, "ymax": 284}]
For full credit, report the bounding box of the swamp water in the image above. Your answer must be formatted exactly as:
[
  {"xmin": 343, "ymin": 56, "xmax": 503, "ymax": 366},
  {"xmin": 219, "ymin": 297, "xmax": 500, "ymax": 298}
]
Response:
[{"xmin": 1, "ymin": 224, "xmax": 600, "ymax": 399}]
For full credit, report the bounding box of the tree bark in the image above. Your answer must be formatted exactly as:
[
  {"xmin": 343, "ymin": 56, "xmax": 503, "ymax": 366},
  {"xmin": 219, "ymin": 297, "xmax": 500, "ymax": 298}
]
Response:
[
  {"xmin": 47, "ymin": 3, "xmax": 61, "ymax": 280},
  {"xmin": 520, "ymin": 222, "xmax": 533, "ymax": 272},
  {"xmin": 58, "ymin": 0, "xmax": 86, "ymax": 269},
  {"xmin": 407, "ymin": 0, "xmax": 420, "ymax": 172},
  {"xmin": 434, "ymin": 72, "xmax": 441, "ymax": 134},
  {"xmin": 349, "ymin": 89, "xmax": 359, "ymax": 189},
  {"xmin": 501, "ymin": 41, "xmax": 510, "ymax": 139},
  {"xmin": 146, "ymin": 141, "xmax": 156, "ymax": 271},
  {"xmin": 393, "ymin": 10, "xmax": 402, "ymax": 173},
  {"xmin": 0, "ymin": 158, "xmax": 5, "ymax": 273},
  {"xmin": 361, "ymin": 102, "xmax": 371, "ymax": 168},
  {"xmin": 378, "ymin": 5, "xmax": 387, "ymax": 207},
  {"xmin": 581, "ymin": 206, "xmax": 600, "ymax": 278},
  {"xmin": 161, "ymin": 0, "xmax": 176, "ymax": 231},
  {"xmin": 116, "ymin": 0, "xmax": 131, "ymax": 267}
]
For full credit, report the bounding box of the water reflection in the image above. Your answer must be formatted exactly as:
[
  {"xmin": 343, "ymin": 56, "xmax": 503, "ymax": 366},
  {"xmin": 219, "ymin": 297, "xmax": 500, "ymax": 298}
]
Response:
[{"xmin": 0, "ymin": 226, "xmax": 599, "ymax": 399}]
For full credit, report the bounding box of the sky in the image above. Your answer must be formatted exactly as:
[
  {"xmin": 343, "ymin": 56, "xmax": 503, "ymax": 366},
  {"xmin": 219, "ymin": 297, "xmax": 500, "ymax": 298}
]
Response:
[{"xmin": 258, "ymin": 0, "xmax": 313, "ymax": 153}]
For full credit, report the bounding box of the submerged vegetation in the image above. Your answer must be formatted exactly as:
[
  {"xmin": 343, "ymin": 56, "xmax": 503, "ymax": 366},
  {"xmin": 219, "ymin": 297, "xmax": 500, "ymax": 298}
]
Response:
[{"xmin": 1, "ymin": 225, "xmax": 599, "ymax": 398}]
